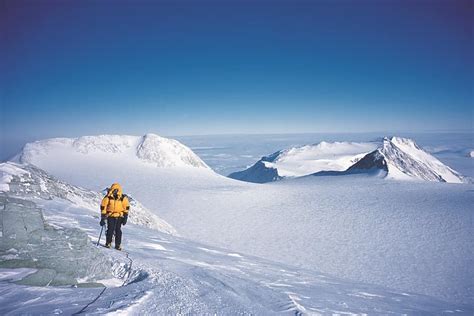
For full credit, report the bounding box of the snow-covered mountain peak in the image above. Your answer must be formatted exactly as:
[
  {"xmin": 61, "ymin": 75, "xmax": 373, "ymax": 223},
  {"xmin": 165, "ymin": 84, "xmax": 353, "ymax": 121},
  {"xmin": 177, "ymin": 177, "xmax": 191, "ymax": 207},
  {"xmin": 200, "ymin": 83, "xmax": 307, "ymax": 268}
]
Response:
[
  {"xmin": 230, "ymin": 136, "xmax": 464, "ymax": 184},
  {"xmin": 14, "ymin": 134, "xmax": 210, "ymax": 170},
  {"xmin": 349, "ymin": 137, "xmax": 464, "ymax": 183},
  {"xmin": 383, "ymin": 136, "xmax": 421, "ymax": 152}
]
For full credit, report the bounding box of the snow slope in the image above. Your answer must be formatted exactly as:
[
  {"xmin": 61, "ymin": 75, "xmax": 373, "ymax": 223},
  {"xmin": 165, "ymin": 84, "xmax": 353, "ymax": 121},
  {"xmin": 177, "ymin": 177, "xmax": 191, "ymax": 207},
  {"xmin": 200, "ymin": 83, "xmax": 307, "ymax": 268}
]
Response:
[
  {"xmin": 229, "ymin": 141, "xmax": 378, "ymax": 183},
  {"xmin": 1, "ymin": 168, "xmax": 471, "ymax": 314},
  {"xmin": 7, "ymin": 135, "xmax": 474, "ymax": 306}
]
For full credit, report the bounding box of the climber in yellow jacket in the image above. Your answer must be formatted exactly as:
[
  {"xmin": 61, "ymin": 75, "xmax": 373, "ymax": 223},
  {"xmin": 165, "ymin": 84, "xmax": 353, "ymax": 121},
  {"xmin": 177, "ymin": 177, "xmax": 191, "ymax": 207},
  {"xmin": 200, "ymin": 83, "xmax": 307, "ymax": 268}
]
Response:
[{"xmin": 100, "ymin": 183, "xmax": 130, "ymax": 250}]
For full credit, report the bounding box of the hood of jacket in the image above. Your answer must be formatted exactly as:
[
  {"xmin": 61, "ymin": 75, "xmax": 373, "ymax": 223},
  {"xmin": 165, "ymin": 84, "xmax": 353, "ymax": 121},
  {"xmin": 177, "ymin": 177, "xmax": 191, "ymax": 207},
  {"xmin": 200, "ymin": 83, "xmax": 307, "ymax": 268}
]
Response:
[{"xmin": 108, "ymin": 183, "xmax": 123, "ymax": 198}]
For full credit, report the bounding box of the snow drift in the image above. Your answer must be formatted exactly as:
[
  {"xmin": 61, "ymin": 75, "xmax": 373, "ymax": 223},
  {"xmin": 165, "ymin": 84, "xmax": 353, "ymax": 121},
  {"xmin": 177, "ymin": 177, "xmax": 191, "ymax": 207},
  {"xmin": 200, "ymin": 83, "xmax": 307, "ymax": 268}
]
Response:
[{"xmin": 230, "ymin": 137, "xmax": 464, "ymax": 183}]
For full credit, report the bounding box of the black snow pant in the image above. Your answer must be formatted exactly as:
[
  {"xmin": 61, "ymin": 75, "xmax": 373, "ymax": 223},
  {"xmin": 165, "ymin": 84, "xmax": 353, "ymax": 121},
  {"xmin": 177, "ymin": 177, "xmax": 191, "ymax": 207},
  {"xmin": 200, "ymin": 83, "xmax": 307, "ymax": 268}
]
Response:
[{"xmin": 106, "ymin": 217, "xmax": 123, "ymax": 246}]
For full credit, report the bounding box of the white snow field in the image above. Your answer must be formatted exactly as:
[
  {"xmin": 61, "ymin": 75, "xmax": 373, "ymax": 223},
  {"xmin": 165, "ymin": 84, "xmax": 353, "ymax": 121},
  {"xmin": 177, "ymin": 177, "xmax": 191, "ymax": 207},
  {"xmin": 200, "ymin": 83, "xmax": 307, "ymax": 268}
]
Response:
[
  {"xmin": 0, "ymin": 163, "xmax": 471, "ymax": 314},
  {"xmin": 230, "ymin": 136, "xmax": 465, "ymax": 183},
  {"xmin": 4, "ymin": 133, "xmax": 474, "ymax": 309}
]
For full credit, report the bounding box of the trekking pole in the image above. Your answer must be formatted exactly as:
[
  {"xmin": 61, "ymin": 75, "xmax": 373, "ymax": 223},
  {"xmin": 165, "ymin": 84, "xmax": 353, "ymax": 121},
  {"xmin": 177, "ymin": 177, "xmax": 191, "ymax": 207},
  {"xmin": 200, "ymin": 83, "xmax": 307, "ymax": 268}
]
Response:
[{"xmin": 97, "ymin": 225, "xmax": 104, "ymax": 246}]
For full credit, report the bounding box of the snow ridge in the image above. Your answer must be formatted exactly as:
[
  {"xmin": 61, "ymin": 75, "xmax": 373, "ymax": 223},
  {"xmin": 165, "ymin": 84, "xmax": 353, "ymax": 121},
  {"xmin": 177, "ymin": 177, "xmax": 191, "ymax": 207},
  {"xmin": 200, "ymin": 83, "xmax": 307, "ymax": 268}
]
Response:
[{"xmin": 0, "ymin": 162, "xmax": 177, "ymax": 234}]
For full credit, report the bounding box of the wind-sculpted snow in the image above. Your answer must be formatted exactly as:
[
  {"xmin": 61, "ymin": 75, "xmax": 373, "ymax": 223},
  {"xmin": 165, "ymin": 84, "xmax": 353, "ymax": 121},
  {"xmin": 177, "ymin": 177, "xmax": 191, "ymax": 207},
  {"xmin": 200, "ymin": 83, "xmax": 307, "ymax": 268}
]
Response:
[
  {"xmin": 1, "ymin": 191, "xmax": 471, "ymax": 314},
  {"xmin": 0, "ymin": 162, "xmax": 176, "ymax": 234},
  {"xmin": 13, "ymin": 133, "xmax": 210, "ymax": 170},
  {"xmin": 0, "ymin": 195, "xmax": 112, "ymax": 286}
]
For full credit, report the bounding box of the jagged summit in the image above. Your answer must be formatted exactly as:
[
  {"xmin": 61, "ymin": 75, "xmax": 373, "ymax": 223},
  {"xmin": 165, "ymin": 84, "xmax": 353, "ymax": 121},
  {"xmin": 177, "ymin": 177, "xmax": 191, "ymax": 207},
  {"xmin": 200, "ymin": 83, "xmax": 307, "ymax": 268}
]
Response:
[
  {"xmin": 13, "ymin": 134, "xmax": 210, "ymax": 169},
  {"xmin": 348, "ymin": 137, "xmax": 464, "ymax": 183}
]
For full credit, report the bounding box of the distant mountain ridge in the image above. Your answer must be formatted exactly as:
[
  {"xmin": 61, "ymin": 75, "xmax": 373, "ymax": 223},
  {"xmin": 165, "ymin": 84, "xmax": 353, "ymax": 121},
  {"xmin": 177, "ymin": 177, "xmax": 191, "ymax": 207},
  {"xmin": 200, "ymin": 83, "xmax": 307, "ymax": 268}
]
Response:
[
  {"xmin": 230, "ymin": 137, "xmax": 464, "ymax": 183},
  {"xmin": 12, "ymin": 133, "xmax": 210, "ymax": 169},
  {"xmin": 229, "ymin": 141, "xmax": 378, "ymax": 183}
]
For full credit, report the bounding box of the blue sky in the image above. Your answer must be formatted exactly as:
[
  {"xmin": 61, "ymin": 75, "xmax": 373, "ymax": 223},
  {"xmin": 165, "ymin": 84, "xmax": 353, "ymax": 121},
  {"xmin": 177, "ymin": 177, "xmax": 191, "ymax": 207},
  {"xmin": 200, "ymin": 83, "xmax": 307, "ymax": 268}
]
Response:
[{"xmin": 1, "ymin": 0, "xmax": 473, "ymax": 159}]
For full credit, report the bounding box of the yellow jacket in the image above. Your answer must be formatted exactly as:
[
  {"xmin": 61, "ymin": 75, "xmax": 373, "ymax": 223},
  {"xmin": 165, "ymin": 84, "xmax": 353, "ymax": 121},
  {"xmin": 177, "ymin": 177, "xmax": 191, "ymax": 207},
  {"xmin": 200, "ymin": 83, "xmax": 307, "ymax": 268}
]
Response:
[{"xmin": 100, "ymin": 183, "xmax": 130, "ymax": 218}]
